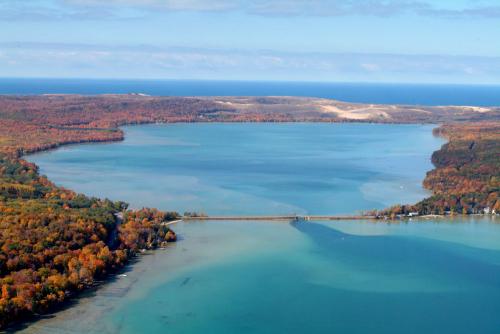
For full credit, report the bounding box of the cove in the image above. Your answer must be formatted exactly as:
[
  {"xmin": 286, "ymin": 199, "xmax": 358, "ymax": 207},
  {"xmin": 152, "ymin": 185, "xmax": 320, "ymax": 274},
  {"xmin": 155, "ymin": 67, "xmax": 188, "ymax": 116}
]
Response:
[{"xmin": 22, "ymin": 123, "xmax": 500, "ymax": 334}]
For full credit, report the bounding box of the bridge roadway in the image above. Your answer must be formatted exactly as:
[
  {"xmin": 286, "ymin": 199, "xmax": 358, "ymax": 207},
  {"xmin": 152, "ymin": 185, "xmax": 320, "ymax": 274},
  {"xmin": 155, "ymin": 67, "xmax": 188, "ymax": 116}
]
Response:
[{"xmin": 162, "ymin": 215, "xmax": 376, "ymax": 225}]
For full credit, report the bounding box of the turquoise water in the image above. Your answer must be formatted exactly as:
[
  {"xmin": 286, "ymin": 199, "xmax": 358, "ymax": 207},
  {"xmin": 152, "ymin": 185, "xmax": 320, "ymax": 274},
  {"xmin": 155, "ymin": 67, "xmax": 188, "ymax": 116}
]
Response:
[
  {"xmin": 30, "ymin": 123, "xmax": 442, "ymax": 215},
  {"xmin": 23, "ymin": 123, "xmax": 500, "ymax": 334}
]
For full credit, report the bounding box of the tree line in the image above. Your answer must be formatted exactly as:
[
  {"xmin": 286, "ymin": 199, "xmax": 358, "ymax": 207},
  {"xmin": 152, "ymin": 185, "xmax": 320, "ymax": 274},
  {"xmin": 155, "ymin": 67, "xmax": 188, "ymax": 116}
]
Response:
[{"xmin": 374, "ymin": 122, "xmax": 500, "ymax": 218}]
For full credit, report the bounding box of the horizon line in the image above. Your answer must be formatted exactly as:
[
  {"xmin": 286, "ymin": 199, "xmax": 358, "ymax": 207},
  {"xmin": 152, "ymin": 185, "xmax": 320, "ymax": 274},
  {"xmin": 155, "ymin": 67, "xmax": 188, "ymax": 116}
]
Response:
[{"xmin": 1, "ymin": 77, "xmax": 500, "ymax": 87}]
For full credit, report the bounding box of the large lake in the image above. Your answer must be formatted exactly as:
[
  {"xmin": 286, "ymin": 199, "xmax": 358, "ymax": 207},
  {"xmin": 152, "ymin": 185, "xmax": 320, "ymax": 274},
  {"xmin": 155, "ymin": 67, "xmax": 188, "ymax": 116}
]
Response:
[
  {"xmin": 24, "ymin": 123, "xmax": 500, "ymax": 334},
  {"xmin": 30, "ymin": 123, "xmax": 442, "ymax": 215},
  {"xmin": 3, "ymin": 78, "xmax": 500, "ymax": 106}
]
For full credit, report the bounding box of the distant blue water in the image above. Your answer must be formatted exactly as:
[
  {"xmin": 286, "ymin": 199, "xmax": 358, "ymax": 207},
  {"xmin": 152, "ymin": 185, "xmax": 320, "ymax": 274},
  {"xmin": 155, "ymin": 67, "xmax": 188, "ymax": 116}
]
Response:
[{"xmin": 2, "ymin": 78, "xmax": 500, "ymax": 106}]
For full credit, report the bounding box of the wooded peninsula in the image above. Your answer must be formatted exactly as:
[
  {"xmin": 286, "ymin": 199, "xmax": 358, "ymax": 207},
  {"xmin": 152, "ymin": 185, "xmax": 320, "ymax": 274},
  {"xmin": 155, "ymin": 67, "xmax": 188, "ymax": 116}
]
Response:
[{"xmin": 0, "ymin": 94, "xmax": 498, "ymax": 328}]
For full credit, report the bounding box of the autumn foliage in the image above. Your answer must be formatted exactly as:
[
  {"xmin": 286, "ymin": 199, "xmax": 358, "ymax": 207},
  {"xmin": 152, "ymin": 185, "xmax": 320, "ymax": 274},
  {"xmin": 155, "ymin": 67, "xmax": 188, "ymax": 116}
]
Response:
[
  {"xmin": 0, "ymin": 154, "xmax": 177, "ymax": 328},
  {"xmin": 377, "ymin": 122, "xmax": 500, "ymax": 217},
  {"xmin": 1, "ymin": 94, "xmax": 499, "ymax": 158},
  {"xmin": 0, "ymin": 95, "xmax": 235, "ymax": 156}
]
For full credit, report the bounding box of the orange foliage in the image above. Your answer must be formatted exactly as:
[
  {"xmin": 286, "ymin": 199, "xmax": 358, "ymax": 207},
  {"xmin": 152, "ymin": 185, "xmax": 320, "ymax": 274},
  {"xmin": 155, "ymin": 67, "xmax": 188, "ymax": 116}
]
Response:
[
  {"xmin": 376, "ymin": 122, "xmax": 500, "ymax": 217},
  {"xmin": 0, "ymin": 154, "xmax": 177, "ymax": 328}
]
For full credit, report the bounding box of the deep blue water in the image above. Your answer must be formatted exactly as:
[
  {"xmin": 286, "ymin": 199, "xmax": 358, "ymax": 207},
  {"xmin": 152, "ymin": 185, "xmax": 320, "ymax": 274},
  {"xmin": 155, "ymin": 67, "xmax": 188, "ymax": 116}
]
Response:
[{"xmin": 2, "ymin": 78, "xmax": 500, "ymax": 106}]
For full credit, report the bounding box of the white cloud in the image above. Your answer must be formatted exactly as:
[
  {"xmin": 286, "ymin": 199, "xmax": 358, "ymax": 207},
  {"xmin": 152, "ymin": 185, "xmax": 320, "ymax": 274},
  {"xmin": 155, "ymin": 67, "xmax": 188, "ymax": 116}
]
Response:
[
  {"xmin": 63, "ymin": 0, "xmax": 237, "ymax": 11},
  {"xmin": 2, "ymin": 0, "xmax": 500, "ymax": 19},
  {"xmin": 1, "ymin": 42, "xmax": 499, "ymax": 83}
]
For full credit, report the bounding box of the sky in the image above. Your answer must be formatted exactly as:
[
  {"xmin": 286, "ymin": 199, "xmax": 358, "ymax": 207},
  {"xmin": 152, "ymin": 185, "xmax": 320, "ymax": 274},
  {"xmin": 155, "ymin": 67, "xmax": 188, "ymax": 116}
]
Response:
[{"xmin": 1, "ymin": 0, "xmax": 500, "ymax": 84}]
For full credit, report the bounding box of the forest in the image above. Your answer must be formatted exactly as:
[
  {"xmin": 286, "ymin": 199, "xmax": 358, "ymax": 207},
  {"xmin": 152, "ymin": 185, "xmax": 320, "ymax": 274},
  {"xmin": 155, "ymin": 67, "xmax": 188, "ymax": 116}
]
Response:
[
  {"xmin": 0, "ymin": 156, "xmax": 177, "ymax": 327},
  {"xmin": 1, "ymin": 94, "xmax": 498, "ymax": 156},
  {"xmin": 377, "ymin": 122, "xmax": 500, "ymax": 217}
]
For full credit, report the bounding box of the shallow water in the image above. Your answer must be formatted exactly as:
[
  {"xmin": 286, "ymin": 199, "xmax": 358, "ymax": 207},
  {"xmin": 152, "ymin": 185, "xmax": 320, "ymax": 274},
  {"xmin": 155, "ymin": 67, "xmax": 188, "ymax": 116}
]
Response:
[
  {"xmin": 19, "ymin": 219, "xmax": 500, "ymax": 334},
  {"xmin": 23, "ymin": 123, "xmax": 500, "ymax": 334}
]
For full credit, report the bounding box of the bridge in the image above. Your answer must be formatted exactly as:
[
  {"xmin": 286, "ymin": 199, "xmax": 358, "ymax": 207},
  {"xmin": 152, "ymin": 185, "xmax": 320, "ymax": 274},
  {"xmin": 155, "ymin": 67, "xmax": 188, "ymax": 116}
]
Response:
[{"xmin": 162, "ymin": 215, "xmax": 376, "ymax": 225}]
